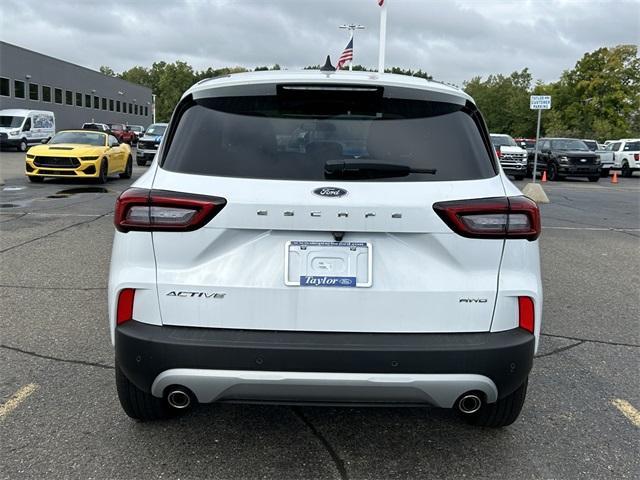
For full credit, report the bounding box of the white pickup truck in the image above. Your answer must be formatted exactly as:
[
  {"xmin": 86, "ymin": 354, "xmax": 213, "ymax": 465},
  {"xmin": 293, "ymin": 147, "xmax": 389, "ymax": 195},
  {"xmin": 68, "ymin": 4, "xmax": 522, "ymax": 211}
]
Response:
[
  {"xmin": 608, "ymin": 139, "xmax": 640, "ymax": 177},
  {"xmin": 583, "ymin": 139, "xmax": 614, "ymax": 177},
  {"xmin": 490, "ymin": 134, "xmax": 528, "ymax": 180}
]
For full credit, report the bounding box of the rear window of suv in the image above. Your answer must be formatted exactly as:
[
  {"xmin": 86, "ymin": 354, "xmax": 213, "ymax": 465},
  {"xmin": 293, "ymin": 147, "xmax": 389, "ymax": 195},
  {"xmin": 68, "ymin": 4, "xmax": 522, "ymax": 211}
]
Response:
[{"xmin": 162, "ymin": 87, "xmax": 496, "ymax": 182}]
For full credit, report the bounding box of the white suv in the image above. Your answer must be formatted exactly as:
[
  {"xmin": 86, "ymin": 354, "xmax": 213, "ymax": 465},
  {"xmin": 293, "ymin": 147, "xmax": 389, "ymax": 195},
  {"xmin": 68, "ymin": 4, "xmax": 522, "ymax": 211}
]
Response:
[{"xmin": 109, "ymin": 71, "xmax": 542, "ymax": 427}]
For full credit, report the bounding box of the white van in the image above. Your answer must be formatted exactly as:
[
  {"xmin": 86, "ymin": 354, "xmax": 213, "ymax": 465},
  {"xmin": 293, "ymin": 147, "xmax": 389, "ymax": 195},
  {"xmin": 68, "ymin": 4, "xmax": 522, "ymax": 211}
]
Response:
[{"xmin": 0, "ymin": 109, "xmax": 56, "ymax": 151}]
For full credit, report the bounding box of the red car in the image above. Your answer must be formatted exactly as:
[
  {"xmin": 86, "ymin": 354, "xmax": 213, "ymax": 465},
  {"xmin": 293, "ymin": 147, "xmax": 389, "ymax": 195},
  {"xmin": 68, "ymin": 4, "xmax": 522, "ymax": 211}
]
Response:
[{"xmin": 108, "ymin": 124, "xmax": 136, "ymax": 144}]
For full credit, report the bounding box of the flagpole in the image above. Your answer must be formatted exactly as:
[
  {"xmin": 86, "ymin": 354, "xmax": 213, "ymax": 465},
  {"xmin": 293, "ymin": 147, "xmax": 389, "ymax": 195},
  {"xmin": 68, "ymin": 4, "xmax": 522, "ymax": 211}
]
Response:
[
  {"xmin": 349, "ymin": 31, "xmax": 354, "ymax": 71},
  {"xmin": 378, "ymin": 0, "xmax": 387, "ymax": 73},
  {"xmin": 338, "ymin": 24, "xmax": 364, "ymax": 71}
]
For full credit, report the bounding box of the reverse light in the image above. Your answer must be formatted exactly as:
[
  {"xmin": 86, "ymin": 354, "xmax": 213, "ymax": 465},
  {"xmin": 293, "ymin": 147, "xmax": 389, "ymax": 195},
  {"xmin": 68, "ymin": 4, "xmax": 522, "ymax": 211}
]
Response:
[
  {"xmin": 117, "ymin": 288, "xmax": 135, "ymax": 325},
  {"xmin": 433, "ymin": 196, "xmax": 541, "ymax": 241},
  {"xmin": 518, "ymin": 296, "xmax": 535, "ymax": 333},
  {"xmin": 114, "ymin": 188, "xmax": 227, "ymax": 232}
]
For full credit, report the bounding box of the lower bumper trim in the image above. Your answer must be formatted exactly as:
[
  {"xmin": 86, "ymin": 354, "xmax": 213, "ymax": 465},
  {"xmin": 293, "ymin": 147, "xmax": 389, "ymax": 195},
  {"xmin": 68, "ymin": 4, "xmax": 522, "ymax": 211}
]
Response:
[{"xmin": 151, "ymin": 369, "xmax": 498, "ymax": 407}]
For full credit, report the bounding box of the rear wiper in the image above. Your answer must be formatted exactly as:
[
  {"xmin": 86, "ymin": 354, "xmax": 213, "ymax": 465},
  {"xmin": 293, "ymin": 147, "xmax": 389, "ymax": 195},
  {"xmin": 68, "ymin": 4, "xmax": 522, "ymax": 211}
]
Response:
[{"xmin": 324, "ymin": 160, "xmax": 437, "ymax": 180}]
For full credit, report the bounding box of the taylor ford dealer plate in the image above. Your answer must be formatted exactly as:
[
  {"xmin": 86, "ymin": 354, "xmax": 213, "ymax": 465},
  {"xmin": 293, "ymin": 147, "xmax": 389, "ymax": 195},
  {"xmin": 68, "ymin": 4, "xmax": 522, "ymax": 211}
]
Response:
[{"xmin": 284, "ymin": 241, "xmax": 372, "ymax": 287}]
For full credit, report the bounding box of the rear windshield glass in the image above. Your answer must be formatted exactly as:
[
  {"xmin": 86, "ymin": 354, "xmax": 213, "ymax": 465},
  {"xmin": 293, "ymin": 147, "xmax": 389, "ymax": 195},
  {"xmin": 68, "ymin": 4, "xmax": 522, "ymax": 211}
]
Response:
[
  {"xmin": 162, "ymin": 91, "xmax": 495, "ymax": 182},
  {"xmin": 623, "ymin": 141, "xmax": 640, "ymax": 151},
  {"xmin": 582, "ymin": 140, "xmax": 598, "ymax": 151}
]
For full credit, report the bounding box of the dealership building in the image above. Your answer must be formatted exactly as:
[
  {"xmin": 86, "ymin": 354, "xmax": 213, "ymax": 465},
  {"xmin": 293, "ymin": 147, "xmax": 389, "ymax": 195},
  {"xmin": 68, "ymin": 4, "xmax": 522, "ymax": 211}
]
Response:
[{"xmin": 0, "ymin": 41, "xmax": 153, "ymax": 131}]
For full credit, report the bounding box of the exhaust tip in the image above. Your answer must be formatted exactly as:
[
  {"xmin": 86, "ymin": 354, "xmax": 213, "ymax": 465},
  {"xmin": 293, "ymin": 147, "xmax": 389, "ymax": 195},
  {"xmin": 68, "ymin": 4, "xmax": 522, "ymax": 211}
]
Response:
[
  {"xmin": 458, "ymin": 393, "xmax": 482, "ymax": 414},
  {"xmin": 167, "ymin": 389, "xmax": 191, "ymax": 409}
]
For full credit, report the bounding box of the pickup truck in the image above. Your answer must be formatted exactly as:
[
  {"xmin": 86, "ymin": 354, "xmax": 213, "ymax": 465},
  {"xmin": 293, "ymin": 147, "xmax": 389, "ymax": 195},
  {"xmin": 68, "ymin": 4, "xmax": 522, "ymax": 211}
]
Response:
[
  {"xmin": 608, "ymin": 139, "xmax": 640, "ymax": 177},
  {"xmin": 583, "ymin": 139, "xmax": 614, "ymax": 177},
  {"xmin": 108, "ymin": 123, "xmax": 136, "ymax": 144}
]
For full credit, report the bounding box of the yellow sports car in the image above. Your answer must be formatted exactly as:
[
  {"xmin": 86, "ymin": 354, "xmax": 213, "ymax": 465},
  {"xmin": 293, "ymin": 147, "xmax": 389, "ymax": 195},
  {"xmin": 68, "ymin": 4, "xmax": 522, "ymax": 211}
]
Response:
[{"xmin": 25, "ymin": 130, "xmax": 133, "ymax": 183}]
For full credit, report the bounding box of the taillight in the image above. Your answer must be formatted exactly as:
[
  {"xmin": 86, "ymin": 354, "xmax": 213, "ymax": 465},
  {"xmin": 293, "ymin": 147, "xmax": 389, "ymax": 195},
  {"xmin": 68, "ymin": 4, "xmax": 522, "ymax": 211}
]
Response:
[
  {"xmin": 495, "ymin": 147, "xmax": 502, "ymax": 158},
  {"xmin": 117, "ymin": 288, "xmax": 135, "ymax": 325},
  {"xmin": 518, "ymin": 296, "xmax": 535, "ymax": 333},
  {"xmin": 433, "ymin": 196, "xmax": 541, "ymax": 241},
  {"xmin": 114, "ymin": 188, "xmax": 227, "ymax": 232},
  {"xmin": 634, "ymin": 153, "xmax": 639, "ymax": 161}
]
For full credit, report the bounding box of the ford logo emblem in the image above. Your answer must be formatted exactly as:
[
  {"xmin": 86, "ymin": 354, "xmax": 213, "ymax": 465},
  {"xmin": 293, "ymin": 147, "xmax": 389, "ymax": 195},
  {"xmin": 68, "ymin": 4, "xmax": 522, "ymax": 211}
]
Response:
[{"xmin": 313, "ymin": 187, "xmax": 347, "ymax": 198}]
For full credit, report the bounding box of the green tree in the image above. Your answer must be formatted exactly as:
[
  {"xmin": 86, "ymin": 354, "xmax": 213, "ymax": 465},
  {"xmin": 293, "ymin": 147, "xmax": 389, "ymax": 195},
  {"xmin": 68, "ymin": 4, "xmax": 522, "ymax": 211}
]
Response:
[
  {"xmin": 99, "ymin": 65, "xmax": 116, "ymax": 76},
  {"xmin": 539, "ymin": 45, "xmax": 640, "ymax": 139},
  {"xmin": 119, "ymin": 66, "xmax": 151, "ymax": 89},
  {"xmin": 464, "ymin": 69, "xmax": 536, "ymax": 137},
  {"xmin": 155, "ymin": 61, "xmax": 196, "ymax": 122}
]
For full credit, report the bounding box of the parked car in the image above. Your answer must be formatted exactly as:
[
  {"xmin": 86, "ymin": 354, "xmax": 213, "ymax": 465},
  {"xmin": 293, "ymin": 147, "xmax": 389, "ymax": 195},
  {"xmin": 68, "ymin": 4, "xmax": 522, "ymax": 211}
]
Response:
[
  {"xmin": 110, "ymin": 72, "xmax": 542, "ymax": 427},
  {"xmin": 128, "ymin": 125, "xmax": 145, "ymax": 143},
  {"xmin": 135, "ymin": 123, "xmax": 168, "ymax": 166},
  {"xmin": 609, "ymin": 139, "xmax": 640, "ymax": 177},
  {"xmin": 25, "ymin": 130, "xmax": 132, "ymax": 183},
  {"xmin": 490, "ymin": 134, "xmax": 528, "ymax": 180},
  {"xmin": 82, "ymin": 122, "xmax": 111, "ymax": 134},
  {"xmin": 532, "ymin": 138, "xmax": 600, "ymax": 181},
  {"xmin": 0, "ymin": 109, "xmax": 55, "ymax": 151},
  {"xmin": 108, "ymin": 123, "xmax": 136, "ymax": 144}
]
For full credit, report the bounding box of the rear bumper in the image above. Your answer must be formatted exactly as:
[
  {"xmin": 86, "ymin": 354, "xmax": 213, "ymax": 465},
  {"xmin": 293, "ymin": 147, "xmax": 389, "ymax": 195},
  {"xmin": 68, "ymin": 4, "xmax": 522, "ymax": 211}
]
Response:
[{"xmin": 115, "ymin": 322, "xmax": 534, "ymax": 406}]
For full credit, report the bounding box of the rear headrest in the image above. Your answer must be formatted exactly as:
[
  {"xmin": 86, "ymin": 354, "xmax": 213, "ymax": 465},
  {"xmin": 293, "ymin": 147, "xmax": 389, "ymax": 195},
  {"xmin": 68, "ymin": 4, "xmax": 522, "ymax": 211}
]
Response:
[{"xmin": 223, "ymin": 114, "xmax": 277, "ymax": 155}]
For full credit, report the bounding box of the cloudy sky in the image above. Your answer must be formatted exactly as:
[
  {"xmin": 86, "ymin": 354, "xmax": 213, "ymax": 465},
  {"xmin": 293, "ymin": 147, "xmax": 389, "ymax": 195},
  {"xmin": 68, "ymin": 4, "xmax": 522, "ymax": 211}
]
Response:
[{"xmin": 1, "ymin": 0, "xmax": 638, "ymax": 86}]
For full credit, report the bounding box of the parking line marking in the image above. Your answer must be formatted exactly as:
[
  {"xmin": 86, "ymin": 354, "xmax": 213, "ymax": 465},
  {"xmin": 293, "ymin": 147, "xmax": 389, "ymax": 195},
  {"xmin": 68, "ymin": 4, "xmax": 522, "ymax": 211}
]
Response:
[
  {"xmin": 544, "ymin": 226, "xmax": 640, "ymax": 232},
  {"xmin": 0, "ymin": 212, "xmax": 108, "ymax": 218},
  {"xmin": 611, "ymin": 399, "xmax": 640, "ymax": 427},
  {"xmin": 0, "ymin": 383, "xmax": 38, "ymax": 419}
]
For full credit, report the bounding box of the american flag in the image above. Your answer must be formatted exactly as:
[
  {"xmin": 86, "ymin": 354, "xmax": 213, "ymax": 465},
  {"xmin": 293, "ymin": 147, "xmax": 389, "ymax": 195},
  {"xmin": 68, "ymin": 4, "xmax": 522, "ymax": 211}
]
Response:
[{"xmin": 336, "ymin": 37, "xmax": 353, "ymax": 69}]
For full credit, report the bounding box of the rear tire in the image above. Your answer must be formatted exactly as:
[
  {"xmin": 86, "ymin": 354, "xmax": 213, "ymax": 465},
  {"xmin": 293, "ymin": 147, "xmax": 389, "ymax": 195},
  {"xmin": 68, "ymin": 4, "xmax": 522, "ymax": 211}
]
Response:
[
  {"xmin": 28, "ymin": 176, "xmax": 44, "ymax": 183},
  {"xmin": 119, "ymin": 155, "xmax": 133, "ymax": 179},
  {"xmin": 621, "ymin": 162, "xmax": 632, "ymax": 178},
  {"xmin": 462, "ymin": 378, "xmax": 528, "ymax": 428},
  {"xmin": 115, "ymin": 365, "xmax": 173, "ymax": 421}
]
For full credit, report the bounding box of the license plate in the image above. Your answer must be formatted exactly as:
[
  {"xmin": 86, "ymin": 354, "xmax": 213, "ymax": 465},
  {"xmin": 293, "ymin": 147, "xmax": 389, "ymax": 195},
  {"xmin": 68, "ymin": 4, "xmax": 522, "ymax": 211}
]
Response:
[{"xmin": 284, "ymin": 241, "xmax": 372, "ymax": 287}]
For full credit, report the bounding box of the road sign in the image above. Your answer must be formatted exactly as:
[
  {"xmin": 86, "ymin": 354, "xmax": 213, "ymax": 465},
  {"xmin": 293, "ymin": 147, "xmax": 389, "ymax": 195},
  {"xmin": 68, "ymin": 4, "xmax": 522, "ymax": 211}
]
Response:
[
  {"xmin": 530, "ymin": 95, "xmax": 551, "ymax": 110},
  {"xmin": 530, "ymin": 94, "xmax": 551, "ymax": 183}
]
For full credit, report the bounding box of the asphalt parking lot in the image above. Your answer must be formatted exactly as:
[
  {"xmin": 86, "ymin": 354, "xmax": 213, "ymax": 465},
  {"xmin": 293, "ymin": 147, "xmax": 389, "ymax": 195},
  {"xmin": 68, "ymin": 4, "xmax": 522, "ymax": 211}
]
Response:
[{"xmin": 1, "ymin": 150, "xmax": 639, "ymax": 479}]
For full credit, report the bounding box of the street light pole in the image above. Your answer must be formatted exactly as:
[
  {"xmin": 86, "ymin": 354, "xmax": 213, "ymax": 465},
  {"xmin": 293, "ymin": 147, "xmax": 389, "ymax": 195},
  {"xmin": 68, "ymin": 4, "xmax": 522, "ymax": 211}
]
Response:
[{"xmin": 338, "ymin": 24, "xmax": 365, "ymax": 71}]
